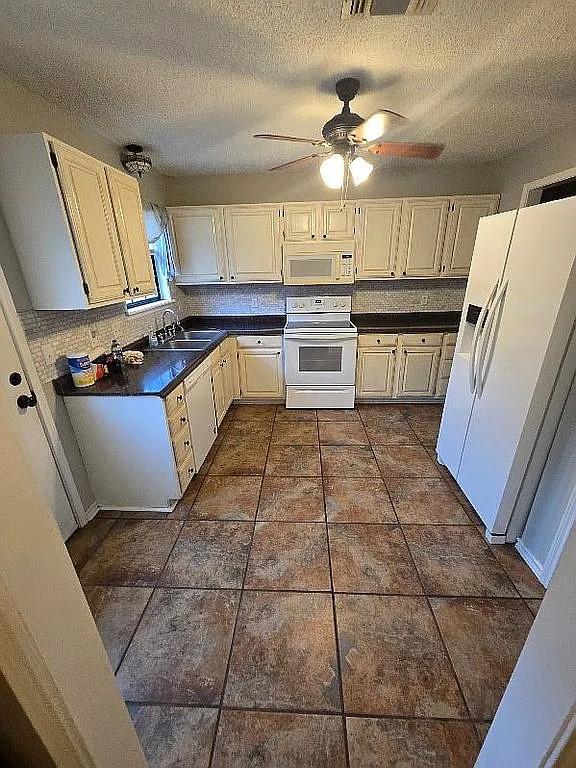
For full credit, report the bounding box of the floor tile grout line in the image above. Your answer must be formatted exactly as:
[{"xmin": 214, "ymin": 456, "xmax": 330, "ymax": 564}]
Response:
[
  {"xmin": 206, "ymin": 404, "xmax": 278, "ymax": 768},
  {"xmin": 321, "ymin": 454, "xmax": 351, "ymax": 768}
]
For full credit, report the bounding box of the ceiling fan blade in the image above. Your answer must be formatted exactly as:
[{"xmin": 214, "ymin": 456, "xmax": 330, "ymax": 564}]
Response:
[
  {"xmin": 254, "ymin": 133, "xmax": 325, "ymax": 146},
  {"xmin": 269, "ymin": 153, "xmax": 325, "ymax": 171},
  {"xmin": 349, "ymin": 110, "xmax": 408, "ymax": 144},
  {"xmin": 364, "ymin": 142, "xmax": 445, "ymax": 159}
]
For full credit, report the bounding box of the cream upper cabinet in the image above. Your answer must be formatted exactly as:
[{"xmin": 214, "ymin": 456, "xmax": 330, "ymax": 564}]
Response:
[
  {"xmin": 283, "ymin": 203, "xmax": 318, "ymax": 241},
  {"xmin": 321, "ymin": 202, "xmax": 355, "ymax": 240},
  {"xmin": 397, "ymin": 197, "xmax": 450, "ymax": 277},
  {"xmin": 51, "ymin": 141, "xmax": 128, "ymax": 304},
  {"xmin": 283, "ymin": 202, "xmax": 354, "ymax": 242},
  {"xmin": 224, "ymin": 204, "xmax": 282, "ymax": 282},
  {"xmin": 441, "ymin": 195, "xmax": 500, "ymax": 277},
  {"xmin": 105, "ymin": 166, "xmax": 156, "ymax": 298},
  {"xmin": 355, "ymin": 200, "xmax": 403, "ymax": 279},
  {"xmin": 169, "ymin": 206, "xmax": 227, "ymax": 284}
]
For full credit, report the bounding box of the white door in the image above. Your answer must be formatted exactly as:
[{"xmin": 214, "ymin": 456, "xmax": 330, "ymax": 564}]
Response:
[
  {"xmin": 320, "ymin": 203, "xmax": 355, "ymax": 240},
  {"xmin": 169, "ymin": 207, "xmax": 227, "ymax": 283},
  {"xmin": 185, "ymin": 367, "xmax": 217, "ymax": 469},
  {"xmin": 105, "ymin": 166, "xmax": 156, "ymax": 297},
  {"xmin": 283, "ymin": 203, "xmax": 318, "ymax": 241},
  {"xmin": 0, "ymin": 304, "xmax": 76, "ymax": 539},
  {"xmin": 397, "ymin": 197, "xmax": 450, "ymax": 277},
  {"xmin": 357, "ymin": 347, "xmax": 397, "ymax": 397},
  {"xmin": 224, "ymin": 205, "xmax": 282, "ymax": 282},
  {"xmin": 395, "ymin": 347, "xmax": 441, "ymax": 397},
  {"xmin": 442, "ymin": 195, "xmax": 500, "ymax": 277},
  {"xmin": 51, "ymin": 141, "xmax": 127, "ymax": 304},
  {"xmin": 238, "ymin": 349, "xmax": 283, "ymax": 398},
  {"xmin": 356, "ymin": 200, "xmax": 402, "ymax": 279},
  {"xmin": 457, "ymin": 198, "xmax": 576, "ymax": 535},
  {"xmin": 437, "ymin": 210, "xmax": 518, "ymax": 479}
]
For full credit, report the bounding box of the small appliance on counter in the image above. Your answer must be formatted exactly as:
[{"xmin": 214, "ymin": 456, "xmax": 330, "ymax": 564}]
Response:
[{"xmin": 284, "ymin": 295, "xmax": 358, "ymax": 408}]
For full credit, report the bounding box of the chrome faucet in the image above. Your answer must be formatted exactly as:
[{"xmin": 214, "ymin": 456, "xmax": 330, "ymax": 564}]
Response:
[{"xmin": 162, "ymin": 308, "xmax": 184, "ymax": 338}]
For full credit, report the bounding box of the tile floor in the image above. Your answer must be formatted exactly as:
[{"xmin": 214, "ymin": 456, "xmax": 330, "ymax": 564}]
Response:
[{"xmin": 67, "ymin": 403, "xmax": 545, "ymax": 767}]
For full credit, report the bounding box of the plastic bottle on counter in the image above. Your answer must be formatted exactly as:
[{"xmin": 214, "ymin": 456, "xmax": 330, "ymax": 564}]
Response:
[{"xmin": 108, "ymin": 339, "xmax": 124, "ymax": 375}]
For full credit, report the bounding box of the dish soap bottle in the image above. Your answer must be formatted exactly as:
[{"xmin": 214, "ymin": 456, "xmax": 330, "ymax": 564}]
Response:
[{"xmin": 108, "ymin": 339, "xmax": 124, "ymax": 375}]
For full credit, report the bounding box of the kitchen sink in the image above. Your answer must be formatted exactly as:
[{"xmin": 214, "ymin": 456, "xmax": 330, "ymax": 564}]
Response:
[{"xmin": 150, "ymin": 329, "xmax": 222, "ymax": 352}]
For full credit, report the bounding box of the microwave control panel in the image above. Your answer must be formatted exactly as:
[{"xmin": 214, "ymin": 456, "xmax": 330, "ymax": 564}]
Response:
[{"xmin": 340, "ymin": 253, "xmax": 353, "ymax": 278}]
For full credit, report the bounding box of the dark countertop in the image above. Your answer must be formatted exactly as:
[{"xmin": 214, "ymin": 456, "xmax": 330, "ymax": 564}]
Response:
[{"xmin": 54, "ymin": 311, "xmax": 460, "ymax": 398}]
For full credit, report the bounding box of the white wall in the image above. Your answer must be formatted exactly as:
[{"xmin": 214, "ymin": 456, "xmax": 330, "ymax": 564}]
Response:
[
  {"xmin": 166, "ymin": 162, "xmax": 498, "ymax": 206},
  {"xmin": 489, "ymin": 126, "xmax": 576, "ymax": 211}
]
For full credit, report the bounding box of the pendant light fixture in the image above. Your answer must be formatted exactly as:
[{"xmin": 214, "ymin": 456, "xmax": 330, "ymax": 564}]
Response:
[{"xmin": 121, "ymin": 144, "xmax": 152, "ymax": 179}]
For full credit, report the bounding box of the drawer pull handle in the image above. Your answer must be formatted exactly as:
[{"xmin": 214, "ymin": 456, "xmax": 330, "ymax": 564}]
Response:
[
  {"xmin": 184, "ymin": 440, "xmax": 190, "ymax": 447},
  {"xmin": 376, "ymin": 339, "xmax": 381, "ymax": 344},
  {"xmin": 188, "ymin": 468, "xmax": 194, "ymax": 475},
  {"xmin": 177, "ymin": 394, "xmax": 183, "ymax": 402},
  {"xmin": 421, "ymin": 338, "xmax": 426, "ymax": 343},
  {"xmin": 180, "ymin": 416, "xmax": 187, "ymax": 424},
  {"xmin": 257, "ymin": 340, "xmax": 262, "ymax": 344}
]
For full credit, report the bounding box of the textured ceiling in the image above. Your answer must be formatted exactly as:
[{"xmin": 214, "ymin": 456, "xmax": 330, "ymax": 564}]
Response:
[{"xmin": 0, "ymin": 0, "xmax": 575, "ymax": 175}]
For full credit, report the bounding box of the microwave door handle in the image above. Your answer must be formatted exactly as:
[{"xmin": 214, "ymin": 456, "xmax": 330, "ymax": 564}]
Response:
[
  {"xmin": 476, "ymin": 279, "xmax": 508, "ymax": 398},
  {"xmin": 469, "ymin": 281, "xmax": 498, "ymax": 394}
]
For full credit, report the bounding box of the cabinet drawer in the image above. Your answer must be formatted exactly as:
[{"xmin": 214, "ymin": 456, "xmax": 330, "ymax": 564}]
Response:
[
  {"xmin": 165, "ymin": 383, "xmax": 186, "ymax": 417},
  {"xmin": 236, "ymin": 335, "xmax": 283, "ymax": 349},
  {"xmin": 400, "ymin": 333, "xmax": 444, "ymax": 347},
  {"xmin": 172, "ymin": 423, "xmax": 193, "ymax": 466},
  {"xmin": 168, "ymin": 403, "xmax": 190, "ymax": 438},
  {"xmin": 358, "ymin": 333, "xmax": 398, "ymax": 348},
  {"xmin": 177, "ymin": 450, "xmax": 196, "ymax": 492}
]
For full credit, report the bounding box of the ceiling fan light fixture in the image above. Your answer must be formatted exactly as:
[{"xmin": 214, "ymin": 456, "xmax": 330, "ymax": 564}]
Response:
[
  {"xmin": 320, "ymin": 153, "xmax": 345, "ymax": 189},
  {"xmin": 350, "ymin": 155, "xmax": 374, "ymax": 185}
]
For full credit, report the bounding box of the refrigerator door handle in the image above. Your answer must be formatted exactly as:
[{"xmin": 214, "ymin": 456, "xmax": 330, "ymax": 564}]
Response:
[
  {"xmin": 469, "ymin": 282, "xmax": 499, "ymax": 394},
  {"xmin": 477, "ymin": 279, "xmax": 509, "ymax": 398}
]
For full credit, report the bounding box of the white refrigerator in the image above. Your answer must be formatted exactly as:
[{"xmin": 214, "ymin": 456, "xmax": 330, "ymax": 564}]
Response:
[{"xmin": 437, "ymin": 197, "xmax": 576, "ymax": 543}]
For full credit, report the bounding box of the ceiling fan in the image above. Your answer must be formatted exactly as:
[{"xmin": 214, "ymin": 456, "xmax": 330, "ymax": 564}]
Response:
[{"xmin": 254, "ymin": 77, "xmax": 444, "ymax": 197}]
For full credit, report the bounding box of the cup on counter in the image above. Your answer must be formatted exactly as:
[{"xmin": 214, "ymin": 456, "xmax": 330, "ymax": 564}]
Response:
[{"xmin": 67, "ymin": 351, "xmax": 95, "ymax": 388}]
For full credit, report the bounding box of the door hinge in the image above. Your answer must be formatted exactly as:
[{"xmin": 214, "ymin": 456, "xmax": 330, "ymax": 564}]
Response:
[
  {"xmin": 82, "ymin": 281, "xmax": 90, "ymax": 297},
  {"xmin": 49, "ymin": 150, "xmax": 58, "ymax": 170}
]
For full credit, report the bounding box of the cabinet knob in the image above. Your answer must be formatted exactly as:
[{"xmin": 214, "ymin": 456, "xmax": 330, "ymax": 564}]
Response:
[
  {"xmin": 376, "ymin": 339, "xmax": 381, "ymax": 344},
  {"xmin": 392, "ymin": 349, "xmax": 396, "ymax": 354},
  {"xmin": 421, "ymin": 338, "xmax": 426, "ymax": 343},
  {"xmin": 177, "ymin": 394, "xmax": 183, "ymax": 402},
  {"xmin": 322, "ymin": 234, "xmax": 327, "ymax": 239},
  {"xmin": 180, "ymin": 416, "xmax": 187, "ymax": 424},
  {"xmin": 230, "ymin": 275, "xmax": 236, "ymax": 280},
  {"xmin": 188, "ymin": 467, "xmax": 194, "ymax": 475},
  {"xmin": 391, "ymin": 271, "xmax": 395, "ymax": 276},
  {"xmin": 311, "ymin": 234, "xmax": 316, "ymax": 239},
  {"xmin": 184, "ymin": 440, "xmax": 190, "ymax": 447},
  {"xmin": 123, "ymin": 287, "xmax": 130, "ymax": 296},
  {"xmin": 9, "ymin": 372, "xmax": 22, "ymax": 386},
  {"xmin": 219, "ymin": 275, "xmax": 224, "ymax": 280},
  {"xmin": 257, "ymin": 340, "xmax": 262, "ymax": 344},
  {"xmin": 402, "ymin": 271, "xmax": 406, "ymax": 276}
]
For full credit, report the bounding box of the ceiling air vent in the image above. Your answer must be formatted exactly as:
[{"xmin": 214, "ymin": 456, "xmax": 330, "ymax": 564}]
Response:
[{"xmin": 341, "ymin": 0, "xmax": 439, "ymax": 17}]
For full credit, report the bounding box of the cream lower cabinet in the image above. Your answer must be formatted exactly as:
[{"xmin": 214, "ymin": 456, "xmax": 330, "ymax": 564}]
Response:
[
  {"xmin": 395, "ymin": 334, "xmax": 442, "ymax": 398},
  {"xmin": 210, "ymin": 337, "xmax": 238, "ymax": 424},
  {"xmin": 356, "ymin": 334, "xmax": 398, "ymax": 397},
  {"xmin": 237, "ymin": 336, "xmax": 284, "ymax": 399},
  {"xmin": 184, "ymin": 363, "xmax": 218, "ymax": 472},
  {"xmin": 435, "ymin": 332, "xmax": 457, "ymax": 397}
]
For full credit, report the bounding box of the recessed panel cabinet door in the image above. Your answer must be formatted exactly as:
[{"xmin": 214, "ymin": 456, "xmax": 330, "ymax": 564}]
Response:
[
  {"xmin": 356, "ymin": 200, "xmax": 402, "ymax": 279},
  {"xmin": 224, "ymin": 205, "xmax": 282, "ymax": 282},
  {"xmin": 211, "ymin": 360, "xmax": 227, "ymax": 425},
  {"xmin": 283, "ymin": 203, "xmax": 318, "ymax": 241},
  {"xmin": 442, "ymin": 195, "xmax": 500, "ymax": 276},
  {"xmin": 185, "ymin": 367, "xmax": 217, "ymax": 469},
  {"xmin": 105, "ymin": 166, "xmax": 156, "ymax": 296},
  {"xmin": 321, "ymin": 202, "xmax": 355, "ymax": 240},
  {"xmin": 395, "ymin": 347, "xmax": 441, "ymax": 397},
  {"xmin": 238, "ymin": 349, "xmax": 283, "ymax": 398},
  {"xmin": 357, "ymin": 348, "xmax": 397, "ymax": 397},
  {"xmin": 397, "ymin": 198, "xmax": 450, "ymax": 277},
  {"xmin": 52, "ymin": 141, "xmax": 127, "ymax": 303},
  {"xmin": 169, "ymin": 206, "xmax": 227, "ymax": 283}
]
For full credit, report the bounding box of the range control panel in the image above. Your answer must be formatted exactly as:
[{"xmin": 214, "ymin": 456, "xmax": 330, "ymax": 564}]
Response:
[{"xmin": 286, "ymin": 296, "xmax": 352, "ymax": 313}]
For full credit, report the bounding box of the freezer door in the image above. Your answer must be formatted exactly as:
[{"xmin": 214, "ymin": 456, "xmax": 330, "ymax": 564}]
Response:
[
  {"xmin": 437, "ymin": 210, "xmax": 517, "ymax": 476},
  {"xmin": 457, "ymin": 198, "xmax": 576, "ymax": 535}
]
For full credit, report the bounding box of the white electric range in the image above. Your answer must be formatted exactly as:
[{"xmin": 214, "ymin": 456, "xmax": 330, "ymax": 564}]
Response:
[{"xmin": 283, "ymin": 295, "xmax": 358, "ymax": 409}]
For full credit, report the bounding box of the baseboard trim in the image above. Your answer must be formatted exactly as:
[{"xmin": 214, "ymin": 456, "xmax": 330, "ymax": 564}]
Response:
[
  {"xmin": 80, "ymin": 500, "xmax": 99, "ymax": 525},
  {"xmin": 515, "ymin": 540, "xmax": 545, "ymax": 583}
]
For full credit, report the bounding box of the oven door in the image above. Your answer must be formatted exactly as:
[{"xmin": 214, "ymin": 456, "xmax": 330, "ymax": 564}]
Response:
[{"xmin": 284, "ymin": 334, "xmax": 357, "ymax": 386}]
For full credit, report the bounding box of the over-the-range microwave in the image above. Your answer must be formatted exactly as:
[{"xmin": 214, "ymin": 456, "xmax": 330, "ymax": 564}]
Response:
[{"xmin": 282, "ymin": 241, "xmax": 354, "ymax": 285}]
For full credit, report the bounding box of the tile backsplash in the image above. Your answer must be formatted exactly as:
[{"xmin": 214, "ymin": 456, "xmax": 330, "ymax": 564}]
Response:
[{"xmin": 20, "ymin": 279, "xmax": 466, "ymax": 384}]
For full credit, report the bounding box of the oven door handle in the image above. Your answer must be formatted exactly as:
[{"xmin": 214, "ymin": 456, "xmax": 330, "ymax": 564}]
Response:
[{"xmin": 284, "ymin": 334, "xmax": 357, "ymax": 342}]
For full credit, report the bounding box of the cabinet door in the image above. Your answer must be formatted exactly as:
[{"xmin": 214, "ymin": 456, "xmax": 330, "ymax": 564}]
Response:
[
  {"xmin": 238, "ymin": 349, "xmax": 283, "ymax": 398},
  {"xmin": 51, "ymin": 141, "xmax": 127, "ymax": 303},
  {"xmin": 357, "ymin": 348, "xmax": 397, "ymax": 397},
  {"xmin": 105, "ymin": 166, "xmax": 156, "ymax": 297},
  {"xmin": 320, "ymin": 202, "xmax": 355, "ymax": 240},
  {"xmin": 186, "ymin": 367, "xmax": 217, "ymax": 469},
  {"xmin": 283, "ymin": 203, "xmax": 318, "ymax": 241},
  {"xmin": 395, "ymin": 347, "xmax": 441, "ymax": 397},
  {"xmin": 356, "ymin": 200, "xmax": 402, "ymax": 279},
  {"xmin": 222, "ymin": 344, "xmax": 238, "ymax": 408},
  {"xmin": 169, "ymin": 206, "xmax": 227, "ymax": 283},
  {"xmin": 224, "ymin": 205, "xmax": 282, "ymax": 282},
  {"xmin": 211, "ymin": 360, "xmax": 227, "ymax": 425},
  {"xmin": 441, "ymin": 195, "xmax": 500, "ymax": 277},
  {"xmin": 397, "ymin": 198, "xmax": 450, "ymax": 277}
]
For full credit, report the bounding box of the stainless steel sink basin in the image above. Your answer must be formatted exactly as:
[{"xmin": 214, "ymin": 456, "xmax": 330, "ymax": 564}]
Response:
[
  {"xmin": 176, "ymin": 330, "xmax": 222, "ymax": 342},
  {"xmin": 150, "ymin": 329, "xmax": 222, "ymax": 352}
]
